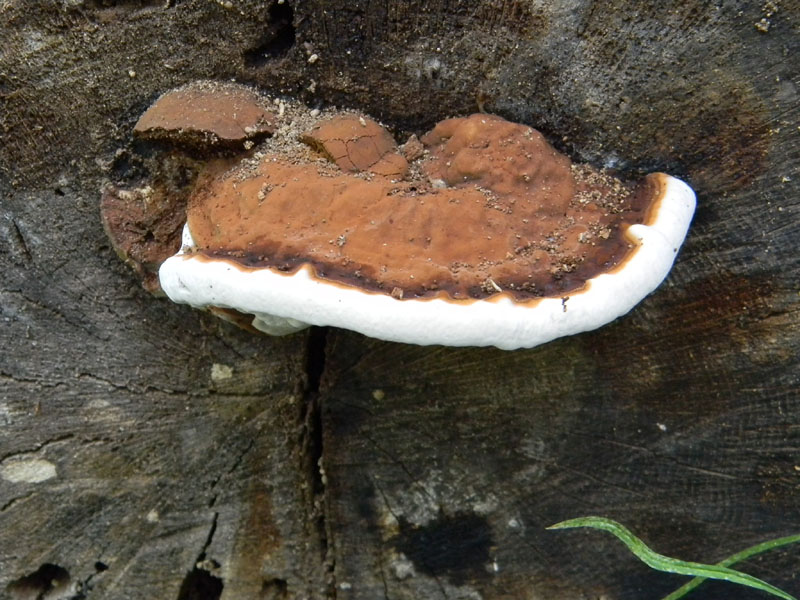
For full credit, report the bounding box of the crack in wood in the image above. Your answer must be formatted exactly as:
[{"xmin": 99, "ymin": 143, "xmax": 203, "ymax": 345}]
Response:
[
  {"xmin": 370, "ymin": 477, "xmax": 456, "ymax": 599},
  {"xmin": 2, "ymin": 287, "xmax": 111, "ymax": 343},
  {"xmin": 0, "ymin": 369, "xmax": 196, "ymax": 398},
  {"xmin": 364, "ymin": 433, "xmax": 437, "ymax": 505},
  {"xmin": 225, "ymin": 439, "xmax": 255, "ymax": 477},
  {"xmin": 558, "ymin": 464, "xmax": 651, "ymax": 498},
  {"xmin": 9, "ymin": 219, "xmax": 32, "ymax": 262},
  {"xmin": 204, "ymin": 439, "xmax": 257, "ymax": 510},
  {"xmin": 0, "ymin": 491, "xmax": 35, "ymax": 512},
  {"xmin": 0, "ymin": 371, "xmax": 70, "ymax": 390},
  {"xmin": 0, "ymin": 433, "xmax": 75, "ymax": 463},
  {"xmin": 567, "ymin": 429, "xmax": 749, "ymax": 482},
  {"xmin": 175, "ymin": 512, "xmax": 224, "ymax": 600},
  {"xmin": 300, "ymin": 326, "xmax": 335, "ymax": 597},
  {"xmin": 75, "ymin": 551, "xmax": 111, "ymax": 598},
  {"xmin": 73, "ymin": 371, "xmax": 193, "ymax": 397},
  {"xmin": 197, "ymin": 512, "xmax": 219, "ymax": 563}
]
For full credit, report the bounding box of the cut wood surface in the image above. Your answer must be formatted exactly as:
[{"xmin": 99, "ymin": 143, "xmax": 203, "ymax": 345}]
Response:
[{"xmin": 1, "ymin": 1, "xmax": 798, "ymax": 599}]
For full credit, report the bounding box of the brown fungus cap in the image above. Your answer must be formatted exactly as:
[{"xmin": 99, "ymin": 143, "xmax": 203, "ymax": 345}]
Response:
[
  {"xmin": 134, "ymin": 81, "xmax": 276, "ymax": 150},
  {"xmin": 184, "ymin": 113, "xmax": 661, "ymax": 301},
  {"xmin": 421, "ymin": 115, "xmax": 574, "ymax": 215}
]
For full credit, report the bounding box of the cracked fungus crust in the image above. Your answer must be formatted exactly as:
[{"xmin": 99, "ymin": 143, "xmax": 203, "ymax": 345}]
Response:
[{"xmin": 185, "ymin": 113, "xmax": 662, "ymax": 301}]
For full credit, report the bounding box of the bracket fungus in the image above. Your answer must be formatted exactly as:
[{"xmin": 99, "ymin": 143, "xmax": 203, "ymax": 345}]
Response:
[{"xmin": 111, "ymin": 84, "xmax": 696, "ymax": 349}]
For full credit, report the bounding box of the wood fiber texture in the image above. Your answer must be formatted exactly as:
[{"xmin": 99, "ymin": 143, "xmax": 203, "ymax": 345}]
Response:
[{"xmin": 1, "ymin": 1, "xmax": 798, "ymax": 599}]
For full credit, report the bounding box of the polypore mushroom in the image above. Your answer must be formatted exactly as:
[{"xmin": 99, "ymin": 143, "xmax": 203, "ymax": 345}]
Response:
[{"xmin": 156, "ymin": 106, "xmax": 695, "ymax": 350}]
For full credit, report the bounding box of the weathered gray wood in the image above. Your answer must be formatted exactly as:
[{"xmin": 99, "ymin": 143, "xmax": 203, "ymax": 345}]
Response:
[
  {"xmin": 0, "ymin": 187, "xmax": 328, "ymax": 598},
  {"xmin": 2, "ymin": 0, "xmax": 798, "ymax": 599}
]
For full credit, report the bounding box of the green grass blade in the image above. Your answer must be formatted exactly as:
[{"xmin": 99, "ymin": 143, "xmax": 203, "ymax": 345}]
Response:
[
  {"xmin": 662, "ymin": 534, "xmax": 800, "ymax": 600},
  {"xmin": 547, "ymin": 516, "xmax": 797, "ymax": 600}
]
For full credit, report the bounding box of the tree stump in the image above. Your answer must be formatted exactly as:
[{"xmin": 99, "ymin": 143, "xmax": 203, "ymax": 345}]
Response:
[{"xmin": 1, "ymin": 1, "xmax": 798, "ymax": 598}]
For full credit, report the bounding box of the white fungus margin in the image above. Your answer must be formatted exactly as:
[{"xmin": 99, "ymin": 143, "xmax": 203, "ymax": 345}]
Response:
[{"xmin": 159, "ymin": 174, "xmax": 695, "ymax": 350}]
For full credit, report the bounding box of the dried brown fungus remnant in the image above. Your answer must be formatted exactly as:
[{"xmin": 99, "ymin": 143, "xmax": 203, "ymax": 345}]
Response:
[
  {"xmin": 100, "ymin": 182, "xmax": 188, "ymax": 294},
  {"xmin": 187, "ymin": 113, "xmax": 658, "ymax": 300},
  {"xmin": 133, "ymin": 81, "xmax": 276, "ymax": 150},
  {"xmin": 102, "ymin": 81, "xmax": 273, "ymax": 294}
]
